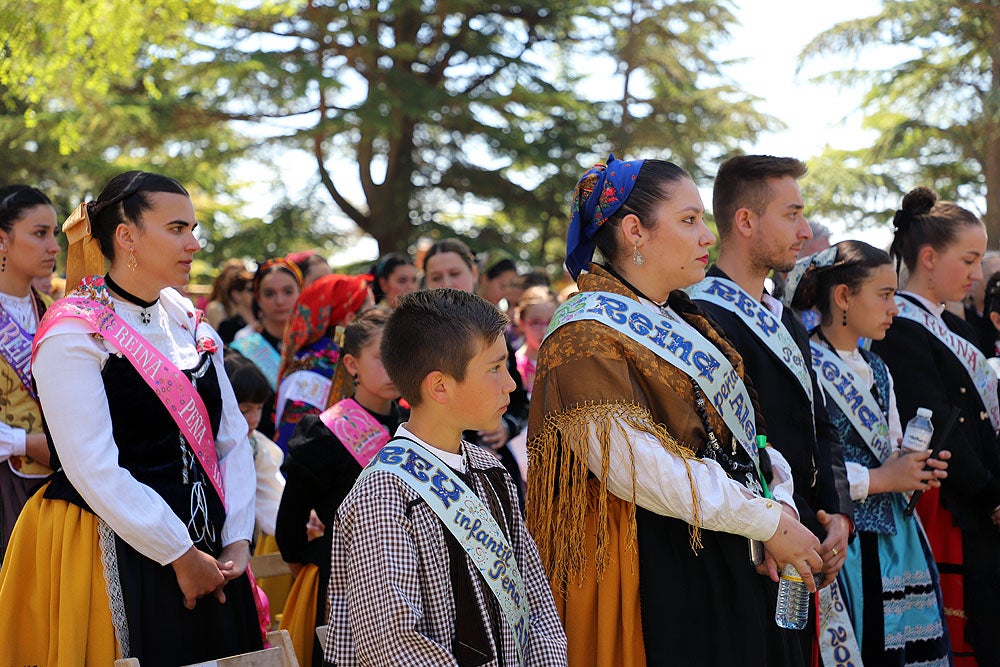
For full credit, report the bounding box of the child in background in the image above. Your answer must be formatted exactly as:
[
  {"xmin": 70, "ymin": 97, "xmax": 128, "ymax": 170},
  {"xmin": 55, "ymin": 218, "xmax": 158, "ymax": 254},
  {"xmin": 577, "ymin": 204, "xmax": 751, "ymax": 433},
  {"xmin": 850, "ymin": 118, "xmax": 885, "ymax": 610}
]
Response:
[
  {"xmin": 324, "ymin": 289, "xmax": 567, "ymax": 666},
  {"xmin": 514, "ymin": 286, "xmax": 558, "ymax": 396},
  {"xmin": 276, "ymin": 308, "xmax": 406, "ymax": 666}
]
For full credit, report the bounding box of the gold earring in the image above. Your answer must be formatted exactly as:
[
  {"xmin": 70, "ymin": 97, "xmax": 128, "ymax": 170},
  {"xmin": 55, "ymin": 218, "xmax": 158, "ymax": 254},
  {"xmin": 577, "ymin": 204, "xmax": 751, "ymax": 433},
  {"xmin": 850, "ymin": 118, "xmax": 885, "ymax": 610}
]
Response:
[
  {"xmin": 128, "ymin": 247, "xmax": 138, "ymax": 271},
  {"xmin": 632, "ymin": 241, "xmax": 645, "ymax": 267}
]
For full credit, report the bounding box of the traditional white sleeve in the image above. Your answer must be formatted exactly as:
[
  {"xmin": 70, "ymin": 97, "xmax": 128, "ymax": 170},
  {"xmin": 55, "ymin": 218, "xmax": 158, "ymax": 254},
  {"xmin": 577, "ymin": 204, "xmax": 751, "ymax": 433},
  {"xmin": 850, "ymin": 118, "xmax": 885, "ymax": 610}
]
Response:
[
  {"xmin": 33, "ymin": 328, "xmax": 193, "ymax": 565},
  {"xmin": 589, "ymin": 422, "xmax": 783, "ymax": 542},
  {"xmin": 208, "ymin": 326, "xmax": 257, "ymax": 547},
  {"xmin": 251, "ymin": 431, "xmax": 285, "ymax": 536},
  {"xmin": 0, "ymin": 422, "xmax": 26, "ymax": 461},
  {"xmin": 764, "ymin": 445, "xmax": 799, "ymax": 518},
  {"xmin": 845, "ymin": 461, "xmax": 871, "ymax": 501}
]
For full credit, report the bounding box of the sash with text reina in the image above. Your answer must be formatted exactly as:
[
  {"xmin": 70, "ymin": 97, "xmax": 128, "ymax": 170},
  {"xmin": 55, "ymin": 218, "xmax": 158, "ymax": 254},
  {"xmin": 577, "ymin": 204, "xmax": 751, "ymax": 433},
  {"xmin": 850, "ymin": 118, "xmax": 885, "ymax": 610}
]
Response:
[
  {"xmin": 319, "ymin": 398, "xmax": 390, "ymax": 468},
  {"xmin": 546, "ymin": 290, "xmax": 760, "ymax": 469},
  {"xmin": 34, "ymin": 292, "xmax": 226, "ymax": 509},
  {"xmin": 809, "ymin": 342, "xmax": 892, "ymax": 465},
  {"xmin": 356, "ymin": 437, "xmax": 530, "ymax": 666},
  {"xmin": 895, "ymin": 296, "xmax": 1000, "ymax": 433},
  {"xmin": 0, "ymin": 300, "xmax": 36, "ymax": 399},
  {"xmin": 688, "ymin": 277, "xmax": 814, "ymax": 405}
]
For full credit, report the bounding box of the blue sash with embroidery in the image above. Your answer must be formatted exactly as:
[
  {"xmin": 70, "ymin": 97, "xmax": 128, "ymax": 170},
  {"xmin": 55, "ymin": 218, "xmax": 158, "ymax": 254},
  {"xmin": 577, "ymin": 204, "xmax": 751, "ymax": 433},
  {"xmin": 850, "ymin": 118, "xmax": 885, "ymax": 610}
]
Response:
[
  {"xmin": 810, "ymin": 342, "xmax": 892, "ymax": 465},
  {"xmin": 0, "ymin": 301, "xmax": 36, "ymax": 400},
  {"xmin": 546, "ymin": 291, "xmax": 760, "ymax": 469},
  {"xmin": 356, "ymin": 438, "xmax": 529, "ymax": 666},
  {"xmin": 230, "ymin": 332, "xmax": 281, "ymax": 390},
  {"xmin": 895, "ymin": 296, "xmax": 1000, "ymax": 433},
  {"xmin": 688, "ymin": 277, "xmax": 814, "ymax": 406}
]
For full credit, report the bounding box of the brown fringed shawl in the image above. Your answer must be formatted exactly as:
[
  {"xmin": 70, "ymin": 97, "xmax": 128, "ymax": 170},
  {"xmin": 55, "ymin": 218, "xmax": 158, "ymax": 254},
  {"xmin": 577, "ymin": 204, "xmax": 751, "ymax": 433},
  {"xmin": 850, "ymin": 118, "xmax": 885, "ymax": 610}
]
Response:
[{"xmin": 526, "ymin": 265, "xmax": 754, "ymax": 589}]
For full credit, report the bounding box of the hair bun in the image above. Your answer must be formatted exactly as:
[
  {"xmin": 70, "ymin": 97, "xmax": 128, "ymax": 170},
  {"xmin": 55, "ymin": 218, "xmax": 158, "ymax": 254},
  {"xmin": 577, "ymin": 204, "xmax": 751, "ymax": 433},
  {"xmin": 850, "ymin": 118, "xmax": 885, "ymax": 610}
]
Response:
[{"xmin": 901, "ymin": 186, "xmax": 937, "ymax": 215}]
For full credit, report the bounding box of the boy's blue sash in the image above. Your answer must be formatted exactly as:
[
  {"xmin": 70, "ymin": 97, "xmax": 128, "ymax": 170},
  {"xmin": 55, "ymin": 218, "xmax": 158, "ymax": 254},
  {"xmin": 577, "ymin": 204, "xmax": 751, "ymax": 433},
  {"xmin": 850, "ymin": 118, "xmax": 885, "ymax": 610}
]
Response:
[
  {"xmin": 688, "ymin": 277, "xmax": 814, "ymax": 406},
  {"xmin": 810, "ymin": 342, "xmax": 892, "ymax": 465},
  {"xmin": 230, "ymin": 332, "xmax": 281, "ymax": 390},
  {"xmin": 895, "ymin": 296, "xmax": 1000, "ymax": 433},
  {"xmin": 546, "ymin": 290, "xmax": 759, "ymax": 469},
  {"xmin": 356, "ymin": 437, "xmax": 529, "ymax": 666}
]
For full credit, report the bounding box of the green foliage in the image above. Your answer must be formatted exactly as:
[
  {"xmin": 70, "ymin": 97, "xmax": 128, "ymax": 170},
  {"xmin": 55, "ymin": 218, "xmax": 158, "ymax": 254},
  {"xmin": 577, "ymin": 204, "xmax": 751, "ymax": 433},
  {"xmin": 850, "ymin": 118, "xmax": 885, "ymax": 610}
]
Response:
[{"xmin": 799, "ymin": 1, "xmax": 1000, "ymax": 243}]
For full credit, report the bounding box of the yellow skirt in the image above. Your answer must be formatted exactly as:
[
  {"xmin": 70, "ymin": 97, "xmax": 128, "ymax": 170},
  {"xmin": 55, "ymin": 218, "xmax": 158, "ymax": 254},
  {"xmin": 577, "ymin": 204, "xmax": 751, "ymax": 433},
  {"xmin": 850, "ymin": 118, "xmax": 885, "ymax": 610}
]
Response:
[
  {"xmin": 0, "ymin": 487, "xmax": 117, "ymax": 665},
  {"xmin": 278, "ymin": 562, "xmax": 319, "ymax": 667},
  {"xmin": 559, "ymin": 490, "xmax": 646, "ymax": 667}
]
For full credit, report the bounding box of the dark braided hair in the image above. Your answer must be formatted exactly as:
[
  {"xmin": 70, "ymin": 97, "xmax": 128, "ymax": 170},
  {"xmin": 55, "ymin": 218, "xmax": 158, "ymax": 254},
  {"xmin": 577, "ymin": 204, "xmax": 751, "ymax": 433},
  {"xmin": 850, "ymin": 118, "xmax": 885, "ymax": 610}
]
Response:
[
  {"xmin": 889, "ymin": 186, "xmax": 982, "ymax": 275},
  {"xmin": 88, "ymin": 171, "xmax": 188, "ymax": 261}
]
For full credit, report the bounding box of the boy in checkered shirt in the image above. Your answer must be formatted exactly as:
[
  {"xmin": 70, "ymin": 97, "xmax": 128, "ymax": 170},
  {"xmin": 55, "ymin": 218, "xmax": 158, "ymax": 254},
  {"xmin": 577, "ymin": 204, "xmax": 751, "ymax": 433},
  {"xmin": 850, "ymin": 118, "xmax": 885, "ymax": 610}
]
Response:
[{"xmin": 324, "ymin": 289, "xmax": 567, "ymax": 666}]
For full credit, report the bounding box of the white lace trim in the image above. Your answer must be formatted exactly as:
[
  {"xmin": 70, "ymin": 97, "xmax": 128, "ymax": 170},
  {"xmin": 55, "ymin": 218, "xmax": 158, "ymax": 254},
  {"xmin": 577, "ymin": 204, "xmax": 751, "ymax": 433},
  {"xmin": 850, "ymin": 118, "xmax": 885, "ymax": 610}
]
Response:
[
  {"xmin": 98, "ymin": 518, "xmax": 130, "ymax": 658},
  {"xmin": 0, "ymin": 290, "xmax": 37, "ymax": 333}
]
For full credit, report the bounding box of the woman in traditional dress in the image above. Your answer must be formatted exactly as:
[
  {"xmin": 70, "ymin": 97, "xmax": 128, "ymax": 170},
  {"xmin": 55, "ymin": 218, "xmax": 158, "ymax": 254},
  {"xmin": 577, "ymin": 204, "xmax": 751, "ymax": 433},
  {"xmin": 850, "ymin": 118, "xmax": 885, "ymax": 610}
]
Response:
[
  {"xmin": 786, "ymin": 240, "xmax": 951, "ymax": 665},
  {"xmin": 275, "ymin": 307, "xmax": 406, "ymax": 666},
  {"xmin": 0, "ymin": 171, "xmax": 261, "ymax": 665},
  {"xmin": 231, "ymin": 258, "xmax": 303, "ymax": 439},
  {"xmin": 0, "ymin": 185, "xmax": 58, "ymax": 562},
  {"xmin": 871, "ymin": 187, "xmax": 1000, "ymax": 666},
  {"xmin": 272, "ymin": 273, "xmax": 373, "ymax": 452},
  {"xmin": 526, "ymin": 155, "xmax": 824, "ymax": 666},
  {"xmin": 217, "ymin": 269, "xmax": 257, "ymax": 346}
]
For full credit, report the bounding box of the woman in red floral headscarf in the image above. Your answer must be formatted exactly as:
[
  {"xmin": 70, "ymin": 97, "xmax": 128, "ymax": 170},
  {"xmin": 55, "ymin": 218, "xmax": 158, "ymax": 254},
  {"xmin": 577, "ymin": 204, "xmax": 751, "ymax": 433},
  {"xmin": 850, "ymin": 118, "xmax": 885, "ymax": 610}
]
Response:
[{"xmin": 273, "ymin": 273, "xmax": 373, "ymax": 453}]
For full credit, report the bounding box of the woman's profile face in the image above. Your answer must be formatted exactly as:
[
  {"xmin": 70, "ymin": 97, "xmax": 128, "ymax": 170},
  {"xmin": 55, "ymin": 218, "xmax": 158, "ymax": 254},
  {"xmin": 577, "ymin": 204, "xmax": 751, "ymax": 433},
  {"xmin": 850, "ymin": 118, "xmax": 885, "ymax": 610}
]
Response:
[
  {"xmin": 256, "ymin": 270, "xmax": 300, "ymax": 325},
  {"xmin": 479, "ymin": 269, "xmax": 518, "ymax": 306},
  {"xmin": 424, "ymin": 251, "xmax": 477, "ymax": 293},
  {"xmin": 633, "ymin": 177, "xmax": 715, "ymax": 293},
  {"xmin": 837, "ymin": 264, "xmax": 898, "ymax": 341},
  {"xmin": 925, "ymin": 223, "xmax": 988, "ymax": 303},
  {"xmin": 128, "ymin": 192, "xmax": 200, "ymax": 290},
  {"xmin": 1, "ymin": 204, "xmax": 59, "ymax": 281}
]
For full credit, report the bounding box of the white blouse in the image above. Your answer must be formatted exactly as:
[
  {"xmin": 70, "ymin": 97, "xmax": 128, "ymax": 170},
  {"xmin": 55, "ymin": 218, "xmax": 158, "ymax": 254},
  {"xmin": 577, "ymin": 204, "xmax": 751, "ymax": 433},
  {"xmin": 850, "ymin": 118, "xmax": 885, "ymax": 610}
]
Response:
[
  {"xmin": 586, "ymin": 302, "xmax": 794, "ymax": 543},
  {"xmin": 32, "ymin": 288, "xmax": 256, "ymax": 566}
]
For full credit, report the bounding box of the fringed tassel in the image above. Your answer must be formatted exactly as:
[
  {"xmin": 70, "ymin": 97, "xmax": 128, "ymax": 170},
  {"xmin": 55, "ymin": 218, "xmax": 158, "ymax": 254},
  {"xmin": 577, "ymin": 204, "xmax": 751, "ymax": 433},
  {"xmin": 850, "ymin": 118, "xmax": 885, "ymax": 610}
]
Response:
[{"xmin": 527, "ymin": 400, "xmax": 703, "ymax": 593}]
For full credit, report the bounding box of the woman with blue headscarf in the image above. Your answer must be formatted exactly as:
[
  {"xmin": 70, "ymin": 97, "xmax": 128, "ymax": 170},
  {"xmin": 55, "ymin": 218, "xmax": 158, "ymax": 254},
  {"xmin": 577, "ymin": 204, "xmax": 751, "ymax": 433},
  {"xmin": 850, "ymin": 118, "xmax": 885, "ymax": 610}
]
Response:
[{"xmin": 526, "ymin": 156, "xmax": 822, "ymax": 666}]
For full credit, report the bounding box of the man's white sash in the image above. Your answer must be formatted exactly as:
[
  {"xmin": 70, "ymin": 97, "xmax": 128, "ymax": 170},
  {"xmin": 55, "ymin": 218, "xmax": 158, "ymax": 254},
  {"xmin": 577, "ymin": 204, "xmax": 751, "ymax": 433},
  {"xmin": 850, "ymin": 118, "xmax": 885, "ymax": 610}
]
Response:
[
  {"xmin": 689, "ymin": 277, "xmax": 814, "ymax": 406},
  {"xmin": 357, "ymin": 438, "xmax": 530, "ymax": 666},
  {"xmin": 895, "ymin": 296, "xmax": 1000, "ymax": 433},
  {"xmin": 546, "ymin": 291, "xmax": 759, "ymax": 467},
  {"xmin": 810, "ymin": 342, "xmax": 892, "ymax": 465}
]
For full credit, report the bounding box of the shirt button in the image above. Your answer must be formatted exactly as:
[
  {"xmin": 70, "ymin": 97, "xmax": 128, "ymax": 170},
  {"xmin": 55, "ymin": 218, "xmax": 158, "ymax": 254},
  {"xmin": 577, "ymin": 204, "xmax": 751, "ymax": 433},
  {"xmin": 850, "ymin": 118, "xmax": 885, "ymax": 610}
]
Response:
[
  {"xmin": 960, "ymin": 387, "xmax": 967, "ymax": 394},
  {"xmin": 981, "ymin": 412, "xmax": 989, "ymax": 421},
  {"xmin": 959, "ymin": 417, "xmax": 966, "ymax": 424},
  {"xmin": 765, "ymin": 501, "xmax": 774, "ymax": 509}
]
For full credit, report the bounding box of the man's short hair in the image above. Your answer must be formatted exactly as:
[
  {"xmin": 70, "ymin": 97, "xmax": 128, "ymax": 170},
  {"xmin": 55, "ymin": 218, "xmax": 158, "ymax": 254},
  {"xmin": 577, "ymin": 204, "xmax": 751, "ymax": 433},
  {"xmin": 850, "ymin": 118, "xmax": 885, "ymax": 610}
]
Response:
[
  {"xmin": 713, "ymin": 155, "xmax": 807, "ymax": 238},
  {"xmin": 381, "ymin": 289, "xmax": 507, "ymax": 406}
]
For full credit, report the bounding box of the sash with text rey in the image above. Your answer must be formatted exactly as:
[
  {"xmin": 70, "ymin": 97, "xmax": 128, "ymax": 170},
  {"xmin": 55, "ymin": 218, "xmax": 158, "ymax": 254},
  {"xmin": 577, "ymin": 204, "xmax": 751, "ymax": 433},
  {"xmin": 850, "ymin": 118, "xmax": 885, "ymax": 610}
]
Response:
[
  {"xmin": 357, "ymin": 437, "xmax": 530, "ymax": 666},
  {"xmin": 33, "ymin": 279, "xmax": 226, "ymax": 508},
  {"xmin": 689, "ymin": 278, "xmax": 861, "ymax": 665},
  {"xmin": 896, "ymin": 296, "xmax": 1000, "ymax": 433}
]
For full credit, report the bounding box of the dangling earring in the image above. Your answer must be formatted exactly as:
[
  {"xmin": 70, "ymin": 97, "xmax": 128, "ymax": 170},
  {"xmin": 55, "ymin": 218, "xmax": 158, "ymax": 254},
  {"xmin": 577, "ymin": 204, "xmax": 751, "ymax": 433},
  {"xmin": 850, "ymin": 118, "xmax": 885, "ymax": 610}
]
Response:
[
  {"xmin": 1, "ymin": 247, "xmax": 5, "ymax": 273},
  {"xmin": 128, "ymin": 247, "xmax": 138, "ymax": 271},
  {"xmin": 842, "ymin": 309, "xmax": 848, "ymax": 327},
  {"xmin": 632, "ymin": 240, "xmax": 645, "ymax": 267}
]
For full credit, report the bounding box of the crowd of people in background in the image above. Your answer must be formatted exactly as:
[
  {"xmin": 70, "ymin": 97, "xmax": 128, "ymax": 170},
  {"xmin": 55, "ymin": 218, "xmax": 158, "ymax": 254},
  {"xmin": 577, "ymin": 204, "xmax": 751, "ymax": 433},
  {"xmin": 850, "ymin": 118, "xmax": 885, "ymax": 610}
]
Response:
[{"xmin": 0, "ymin": 153, "xmax": 999, "ymax": 667}]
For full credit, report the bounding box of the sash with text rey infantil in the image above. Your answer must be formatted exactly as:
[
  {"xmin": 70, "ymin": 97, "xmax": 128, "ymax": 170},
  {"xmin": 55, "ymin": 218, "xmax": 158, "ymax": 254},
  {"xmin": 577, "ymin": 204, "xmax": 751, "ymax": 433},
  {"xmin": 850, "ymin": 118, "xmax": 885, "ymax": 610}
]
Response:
[
  {"xmin": 33, "ymin": 280, "xmax": 226, "ymax": 508},
  {"xmin": 357, "ymin": 437, "xmax": 530, "ymax": 666},
  {"xmin": 895, "ymin": 295, "xmax": 1000, "ymax": 433}
]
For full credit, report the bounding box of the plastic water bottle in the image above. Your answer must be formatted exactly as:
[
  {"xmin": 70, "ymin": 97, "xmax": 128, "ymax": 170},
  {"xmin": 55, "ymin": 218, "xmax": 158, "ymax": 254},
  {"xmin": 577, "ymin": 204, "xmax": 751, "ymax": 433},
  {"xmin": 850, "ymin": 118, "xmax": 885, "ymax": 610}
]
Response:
[
  {"xmin": 902, "ymin": 408, "xmax": 934, "ymax": 453},
  {"xmin": 775, "ymin": 564, "xmax": 811, "ymax": 630}
]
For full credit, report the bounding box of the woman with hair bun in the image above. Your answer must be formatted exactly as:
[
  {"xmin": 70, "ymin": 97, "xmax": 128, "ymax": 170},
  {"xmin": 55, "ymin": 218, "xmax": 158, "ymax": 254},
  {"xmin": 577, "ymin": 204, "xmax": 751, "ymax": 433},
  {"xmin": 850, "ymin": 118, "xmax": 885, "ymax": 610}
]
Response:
[
  {"xmin": 0, "ymin": 171, "xmax": 262, "ymax": 664},
  {"xmin": 785, "ymin": 240, "xmax": 950, "ymax": 665},
  {"xmin": 0, "ymin": 185, "xmax": 58, "ymax": 562},
  {"xmin": 871, "ymin": 186, "xmax": 1000, "ymax": 666}
]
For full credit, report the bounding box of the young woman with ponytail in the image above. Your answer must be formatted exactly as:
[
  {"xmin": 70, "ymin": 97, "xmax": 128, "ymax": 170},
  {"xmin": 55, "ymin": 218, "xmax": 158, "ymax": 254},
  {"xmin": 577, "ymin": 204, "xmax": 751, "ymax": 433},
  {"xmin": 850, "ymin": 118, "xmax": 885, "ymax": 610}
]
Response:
[{"xmin": 871, "ymin": 187, "xmax": 1000, "ymax": 666}]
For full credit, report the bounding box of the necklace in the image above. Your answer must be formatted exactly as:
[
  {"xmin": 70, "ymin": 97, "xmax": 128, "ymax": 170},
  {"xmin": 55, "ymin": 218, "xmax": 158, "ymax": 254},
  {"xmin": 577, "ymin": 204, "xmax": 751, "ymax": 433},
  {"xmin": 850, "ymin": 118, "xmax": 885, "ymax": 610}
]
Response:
[{"xmin": 105, "ymin": 273, "xmax": 158, "ymax": 324}]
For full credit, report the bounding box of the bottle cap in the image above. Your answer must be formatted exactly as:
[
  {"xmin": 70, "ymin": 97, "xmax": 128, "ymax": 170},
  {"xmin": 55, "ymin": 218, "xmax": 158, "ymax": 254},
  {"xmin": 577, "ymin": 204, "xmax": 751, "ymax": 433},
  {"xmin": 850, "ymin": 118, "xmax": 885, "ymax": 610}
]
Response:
[{"xmin": 916, "ymin": 407, "xmax": 933, "ymax": 419}]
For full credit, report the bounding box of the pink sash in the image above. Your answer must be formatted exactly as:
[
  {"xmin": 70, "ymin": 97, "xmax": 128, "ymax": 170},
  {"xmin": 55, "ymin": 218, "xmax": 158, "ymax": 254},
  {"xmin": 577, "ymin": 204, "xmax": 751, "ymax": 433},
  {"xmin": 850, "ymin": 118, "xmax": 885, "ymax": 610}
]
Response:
[
  {"xmin": 34, "ymin": 294, "xmax": 226, "ymax": 508},
  {"xmin": 318, "ymin": 398, "xmax": 390, "ymax": 468}
]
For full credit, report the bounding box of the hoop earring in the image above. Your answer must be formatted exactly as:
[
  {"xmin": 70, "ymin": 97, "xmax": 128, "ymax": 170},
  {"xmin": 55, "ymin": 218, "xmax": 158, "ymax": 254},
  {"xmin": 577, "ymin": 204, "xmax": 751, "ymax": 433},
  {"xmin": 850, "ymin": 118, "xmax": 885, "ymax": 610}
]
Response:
[
  {"xmin": 632, "ymin": 241, "xmax": 645, "ymax": 267},
  {"xmin": 128, "ymin": 247, "xmax": 138, "ymax": 271},
  {"xmin": 842, "ymin": 309, "xmax": 848, "ymax": 327}
]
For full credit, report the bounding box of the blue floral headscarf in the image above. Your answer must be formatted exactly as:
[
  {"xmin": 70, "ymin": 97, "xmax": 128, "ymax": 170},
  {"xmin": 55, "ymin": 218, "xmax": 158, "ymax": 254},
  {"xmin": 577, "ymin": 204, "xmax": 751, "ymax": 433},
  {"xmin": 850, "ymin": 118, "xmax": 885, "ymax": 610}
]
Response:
[{"xmin": 565, "ymin": 154, "xmax": 645, "ymax": 280}]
